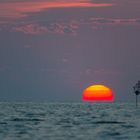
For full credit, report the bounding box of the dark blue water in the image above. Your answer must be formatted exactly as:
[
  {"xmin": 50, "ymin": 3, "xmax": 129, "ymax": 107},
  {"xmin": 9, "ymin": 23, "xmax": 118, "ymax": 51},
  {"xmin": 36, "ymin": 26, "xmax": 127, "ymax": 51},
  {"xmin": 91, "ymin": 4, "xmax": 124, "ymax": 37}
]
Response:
[{"xmin": 0, "ymin": 103, "xmax": 139, "ymax": 140}]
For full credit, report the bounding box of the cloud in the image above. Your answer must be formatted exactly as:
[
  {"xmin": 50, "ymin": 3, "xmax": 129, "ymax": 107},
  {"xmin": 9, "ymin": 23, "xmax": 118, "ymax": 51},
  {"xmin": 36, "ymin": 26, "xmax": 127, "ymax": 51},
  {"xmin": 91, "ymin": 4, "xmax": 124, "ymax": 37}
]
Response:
[
  {"xmin": 13, "ymin": 24, "xmax": 48, "ymax": 35},
  {"xmin": 0, "ymin": 65, "xmax": 11, "ymax": 72},
  {"xmin": 93, "ymin": 69, "xmax": 120, "ymax": 76},
  {"xmin": 84, "ymin": 68, "xmax": 120, "ymax": 76},
  {"xmin": 11, "ymin": 18, "xmax": 140, "ymax": 35},
  {"xmin": 12, "ymin": 22, "xmax": 77, "ymax": 35},
  {"xmin": 0, "ymin": 0, "xmax": 114, "ymax": 20},
  {"xmin": 1, "ymin": 0, "xmax": 139, "ymax": 36},
  {"xmin": 24, "ymin": 45, "xmax": 32, "ymax": 48},
  {"xmin": 81, "ymin": 18, "xmax": 139, "ymax": 26}
]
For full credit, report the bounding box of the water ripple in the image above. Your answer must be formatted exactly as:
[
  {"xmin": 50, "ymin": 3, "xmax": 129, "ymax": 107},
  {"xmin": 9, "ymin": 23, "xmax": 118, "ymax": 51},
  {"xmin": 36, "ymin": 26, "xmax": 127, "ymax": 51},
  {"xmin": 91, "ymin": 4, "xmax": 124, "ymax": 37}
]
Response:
[{"xmin": 0, "ymin": 103, "xmax": 139, "ymax": 140}]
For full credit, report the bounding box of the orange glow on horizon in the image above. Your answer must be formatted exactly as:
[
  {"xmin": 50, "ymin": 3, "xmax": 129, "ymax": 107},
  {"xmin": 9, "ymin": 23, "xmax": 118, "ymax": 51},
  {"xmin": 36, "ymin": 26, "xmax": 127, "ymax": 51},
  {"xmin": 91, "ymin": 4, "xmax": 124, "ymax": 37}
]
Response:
[{"xmin": 82, "ymin": 85, "xmax": 114, "ymax": 102}]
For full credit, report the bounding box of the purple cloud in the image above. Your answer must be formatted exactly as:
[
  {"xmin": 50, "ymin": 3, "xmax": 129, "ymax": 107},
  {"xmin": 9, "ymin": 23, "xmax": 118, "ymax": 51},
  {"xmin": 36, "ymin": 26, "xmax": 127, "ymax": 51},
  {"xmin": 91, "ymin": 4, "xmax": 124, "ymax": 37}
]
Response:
[{"xmin": 11, "ymin": 18, "xmax": 140, "ymax": 35}]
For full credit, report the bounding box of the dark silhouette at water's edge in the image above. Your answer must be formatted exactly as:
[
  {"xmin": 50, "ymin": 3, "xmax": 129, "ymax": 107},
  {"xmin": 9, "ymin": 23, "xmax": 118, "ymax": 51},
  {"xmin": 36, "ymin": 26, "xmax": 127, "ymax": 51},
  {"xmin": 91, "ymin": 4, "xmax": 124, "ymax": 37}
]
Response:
[{"xmin": 133, "ymin": 81, "xmax": 140, "ymax": 107}]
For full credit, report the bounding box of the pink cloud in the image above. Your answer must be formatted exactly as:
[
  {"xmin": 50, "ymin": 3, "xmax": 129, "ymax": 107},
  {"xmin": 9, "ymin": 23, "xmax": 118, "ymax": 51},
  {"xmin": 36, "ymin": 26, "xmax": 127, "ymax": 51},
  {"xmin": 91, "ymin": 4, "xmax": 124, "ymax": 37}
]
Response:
[{"xmin": 0, "ymin": 0, "xmax": 114, "ymax": 20}]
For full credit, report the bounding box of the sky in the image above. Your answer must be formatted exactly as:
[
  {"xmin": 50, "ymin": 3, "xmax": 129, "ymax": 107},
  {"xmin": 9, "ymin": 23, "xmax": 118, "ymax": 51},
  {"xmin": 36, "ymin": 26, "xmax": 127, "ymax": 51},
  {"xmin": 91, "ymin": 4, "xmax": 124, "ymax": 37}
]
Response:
[{"xmin": 0, "ymin": 0, "xmax": 140, "ymax": 102}]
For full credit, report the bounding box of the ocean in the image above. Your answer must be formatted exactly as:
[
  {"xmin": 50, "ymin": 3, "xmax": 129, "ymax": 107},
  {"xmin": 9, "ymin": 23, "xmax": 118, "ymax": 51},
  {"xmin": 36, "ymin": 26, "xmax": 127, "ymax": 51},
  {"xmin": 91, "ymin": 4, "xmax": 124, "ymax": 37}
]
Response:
[{"xmin": 0, "ymin": 102, "xmax": 139, "ymax": 140}]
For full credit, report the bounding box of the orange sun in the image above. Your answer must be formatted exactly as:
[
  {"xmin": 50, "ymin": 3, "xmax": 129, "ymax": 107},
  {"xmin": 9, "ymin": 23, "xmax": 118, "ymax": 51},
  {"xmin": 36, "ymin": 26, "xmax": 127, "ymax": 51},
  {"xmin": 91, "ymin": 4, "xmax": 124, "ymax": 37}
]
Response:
[{"xmin": 82, "ymin": 84, "xmax": 114, "ymax": 102}]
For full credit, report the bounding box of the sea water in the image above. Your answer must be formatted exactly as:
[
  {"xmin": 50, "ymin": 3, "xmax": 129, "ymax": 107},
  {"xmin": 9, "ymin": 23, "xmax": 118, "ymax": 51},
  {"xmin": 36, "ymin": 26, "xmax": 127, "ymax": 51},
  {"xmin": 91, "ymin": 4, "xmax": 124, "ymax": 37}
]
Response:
[{"xmin": 0, "ymin": 102, "xmax": 140, "ymax": 140}]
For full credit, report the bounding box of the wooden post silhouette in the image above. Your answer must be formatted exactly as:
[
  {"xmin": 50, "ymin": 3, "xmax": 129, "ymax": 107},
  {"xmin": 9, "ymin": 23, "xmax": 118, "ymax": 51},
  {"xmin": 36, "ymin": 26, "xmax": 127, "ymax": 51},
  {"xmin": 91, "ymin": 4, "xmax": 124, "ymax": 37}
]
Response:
[
  {"xmin": 136, "ymin": 95, "xmax": 138, "ymax": 107},
  {"xmin": 133, "ymin": 81, "xmax": 140, "ymax": 107}
]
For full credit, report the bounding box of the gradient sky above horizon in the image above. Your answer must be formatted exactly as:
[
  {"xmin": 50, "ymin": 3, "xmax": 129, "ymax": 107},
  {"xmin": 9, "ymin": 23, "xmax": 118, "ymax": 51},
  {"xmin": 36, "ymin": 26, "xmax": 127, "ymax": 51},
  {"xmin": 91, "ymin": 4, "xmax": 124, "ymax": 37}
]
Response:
[{"xmin": 0, "ymin": 0, "xmax": 140, "ymax": 102}]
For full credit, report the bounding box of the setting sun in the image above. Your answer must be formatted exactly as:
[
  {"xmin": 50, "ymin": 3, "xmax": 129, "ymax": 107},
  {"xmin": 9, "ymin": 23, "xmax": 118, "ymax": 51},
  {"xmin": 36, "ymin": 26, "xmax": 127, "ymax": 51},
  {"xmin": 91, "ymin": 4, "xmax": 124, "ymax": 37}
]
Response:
[{"xmin": 82, "ymin": 85, "xmax": 114, "ymax": 102}]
